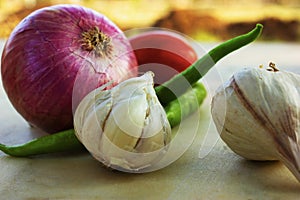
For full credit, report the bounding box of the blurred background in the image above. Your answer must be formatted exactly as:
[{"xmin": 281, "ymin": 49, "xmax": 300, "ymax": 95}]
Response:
[{"xmin": 0, "ymin": 0, "xmax": 299, "ymax": 41}]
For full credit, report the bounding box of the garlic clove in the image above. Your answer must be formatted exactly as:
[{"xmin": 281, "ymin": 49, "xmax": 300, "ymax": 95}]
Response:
[
  {"xmin": 212, "ymin": 76, "xmax": 278, "ymax": 161},
  {"xmin": 211, "ymin": 66, "xmax": 300, "ymax": 182},
  {"xmin": 74, "ymin": 71, "xmax": 171, "ymax": 172}
]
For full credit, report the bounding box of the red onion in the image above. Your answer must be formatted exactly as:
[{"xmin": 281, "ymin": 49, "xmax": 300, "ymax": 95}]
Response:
[{"xmin": 1, "ymin": 4, "xmax": 138, "ymax": 133}]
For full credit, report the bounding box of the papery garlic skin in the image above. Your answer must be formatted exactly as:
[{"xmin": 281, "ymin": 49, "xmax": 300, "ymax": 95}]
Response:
[
  {"xmin": 74, "ymin": 72, "xmax": 171, "ymax": 173},
  {"xmin": 211, "ymin": 67, "xmax": 300, "ymax": 181}
]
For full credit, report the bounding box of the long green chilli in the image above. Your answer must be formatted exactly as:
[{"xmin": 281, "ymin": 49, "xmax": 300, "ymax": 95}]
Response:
[
  {"xmin": 165, "ymin": 82, "xmax": 206, "ymax": 128},
  {"xmin": 0, "ymin": 24, "xmax": 263, "ymax": 157},
  {"xmin": 0, "ymin": 129, "xmax": 84, "ymax": 157},
  {"xmin": 0, "ymin": 83, "xmax": 206, "ymax": 157},
  {"xmin": 155, "ymin": 24, "xmax": 263, "ymax": 106}
]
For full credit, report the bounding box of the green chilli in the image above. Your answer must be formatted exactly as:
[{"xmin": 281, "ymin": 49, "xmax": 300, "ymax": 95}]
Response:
[
  {"xmin": 165, "ymin": 82, "xmax": 206, "ymax": 128},
  {"xmin": 0, "ymin": 83, "xmax": 206, "ymax": 157},
  {"xmin": 0, "ymin": 129, "xmax": 85, "ymax": 157},
  {"xmin": 155, "ymin": 24, "xmax": 263, "ymax": 106}
]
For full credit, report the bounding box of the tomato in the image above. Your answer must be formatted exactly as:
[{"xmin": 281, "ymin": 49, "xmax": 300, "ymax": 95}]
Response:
[{"xmin": 128, "ymin": 30, "xmax": 198, "ymax": 85}]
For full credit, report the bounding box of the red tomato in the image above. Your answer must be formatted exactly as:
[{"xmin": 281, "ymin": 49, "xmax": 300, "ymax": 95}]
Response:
[{"xmin": 129, "ymin": 30, "xmax": 198, "ymax": 85}]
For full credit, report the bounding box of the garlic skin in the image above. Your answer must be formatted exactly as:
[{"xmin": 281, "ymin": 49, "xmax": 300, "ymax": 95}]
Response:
[
  {"xmin": 74, "ymin": 72, "xmax": 171, "ymax": 173},
  {"xmin": 211, "ymin": 67, "xmax": 300, "ymax": 182}
]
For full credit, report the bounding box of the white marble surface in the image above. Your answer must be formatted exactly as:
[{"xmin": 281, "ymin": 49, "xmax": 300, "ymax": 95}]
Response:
[{"xmin": 0, "ymin": 40, "xmax": 300, "ymax": 199}]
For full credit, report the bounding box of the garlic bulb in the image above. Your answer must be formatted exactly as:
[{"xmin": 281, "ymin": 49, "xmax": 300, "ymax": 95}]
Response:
[
  {"xmin": 211, "ymin": 65, "xmax": 300, "ymax": 182},
  {"xmin": 74, "ymin": 72, "xmax": 171, "ymax": 173}
]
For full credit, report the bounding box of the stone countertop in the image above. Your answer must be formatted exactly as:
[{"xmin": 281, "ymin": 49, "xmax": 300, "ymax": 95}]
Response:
[{"xmin": 0, "ymin": 41, "xmax": 300, "ymax": 199}]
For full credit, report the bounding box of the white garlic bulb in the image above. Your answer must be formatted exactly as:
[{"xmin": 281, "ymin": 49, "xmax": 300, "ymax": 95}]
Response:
[
  {"xmin": 74, "ymin": 72, "xmax": 171, "ymax": 173},
  {"xmin": 211, "ymin": 65, "xmax": 300, "ymax": 182}
]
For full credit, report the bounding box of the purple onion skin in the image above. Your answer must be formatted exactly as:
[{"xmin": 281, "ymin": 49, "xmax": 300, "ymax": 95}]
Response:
[{"xmin": 1, "ymin": 5, "xmax": 138, "ymax": 133}]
